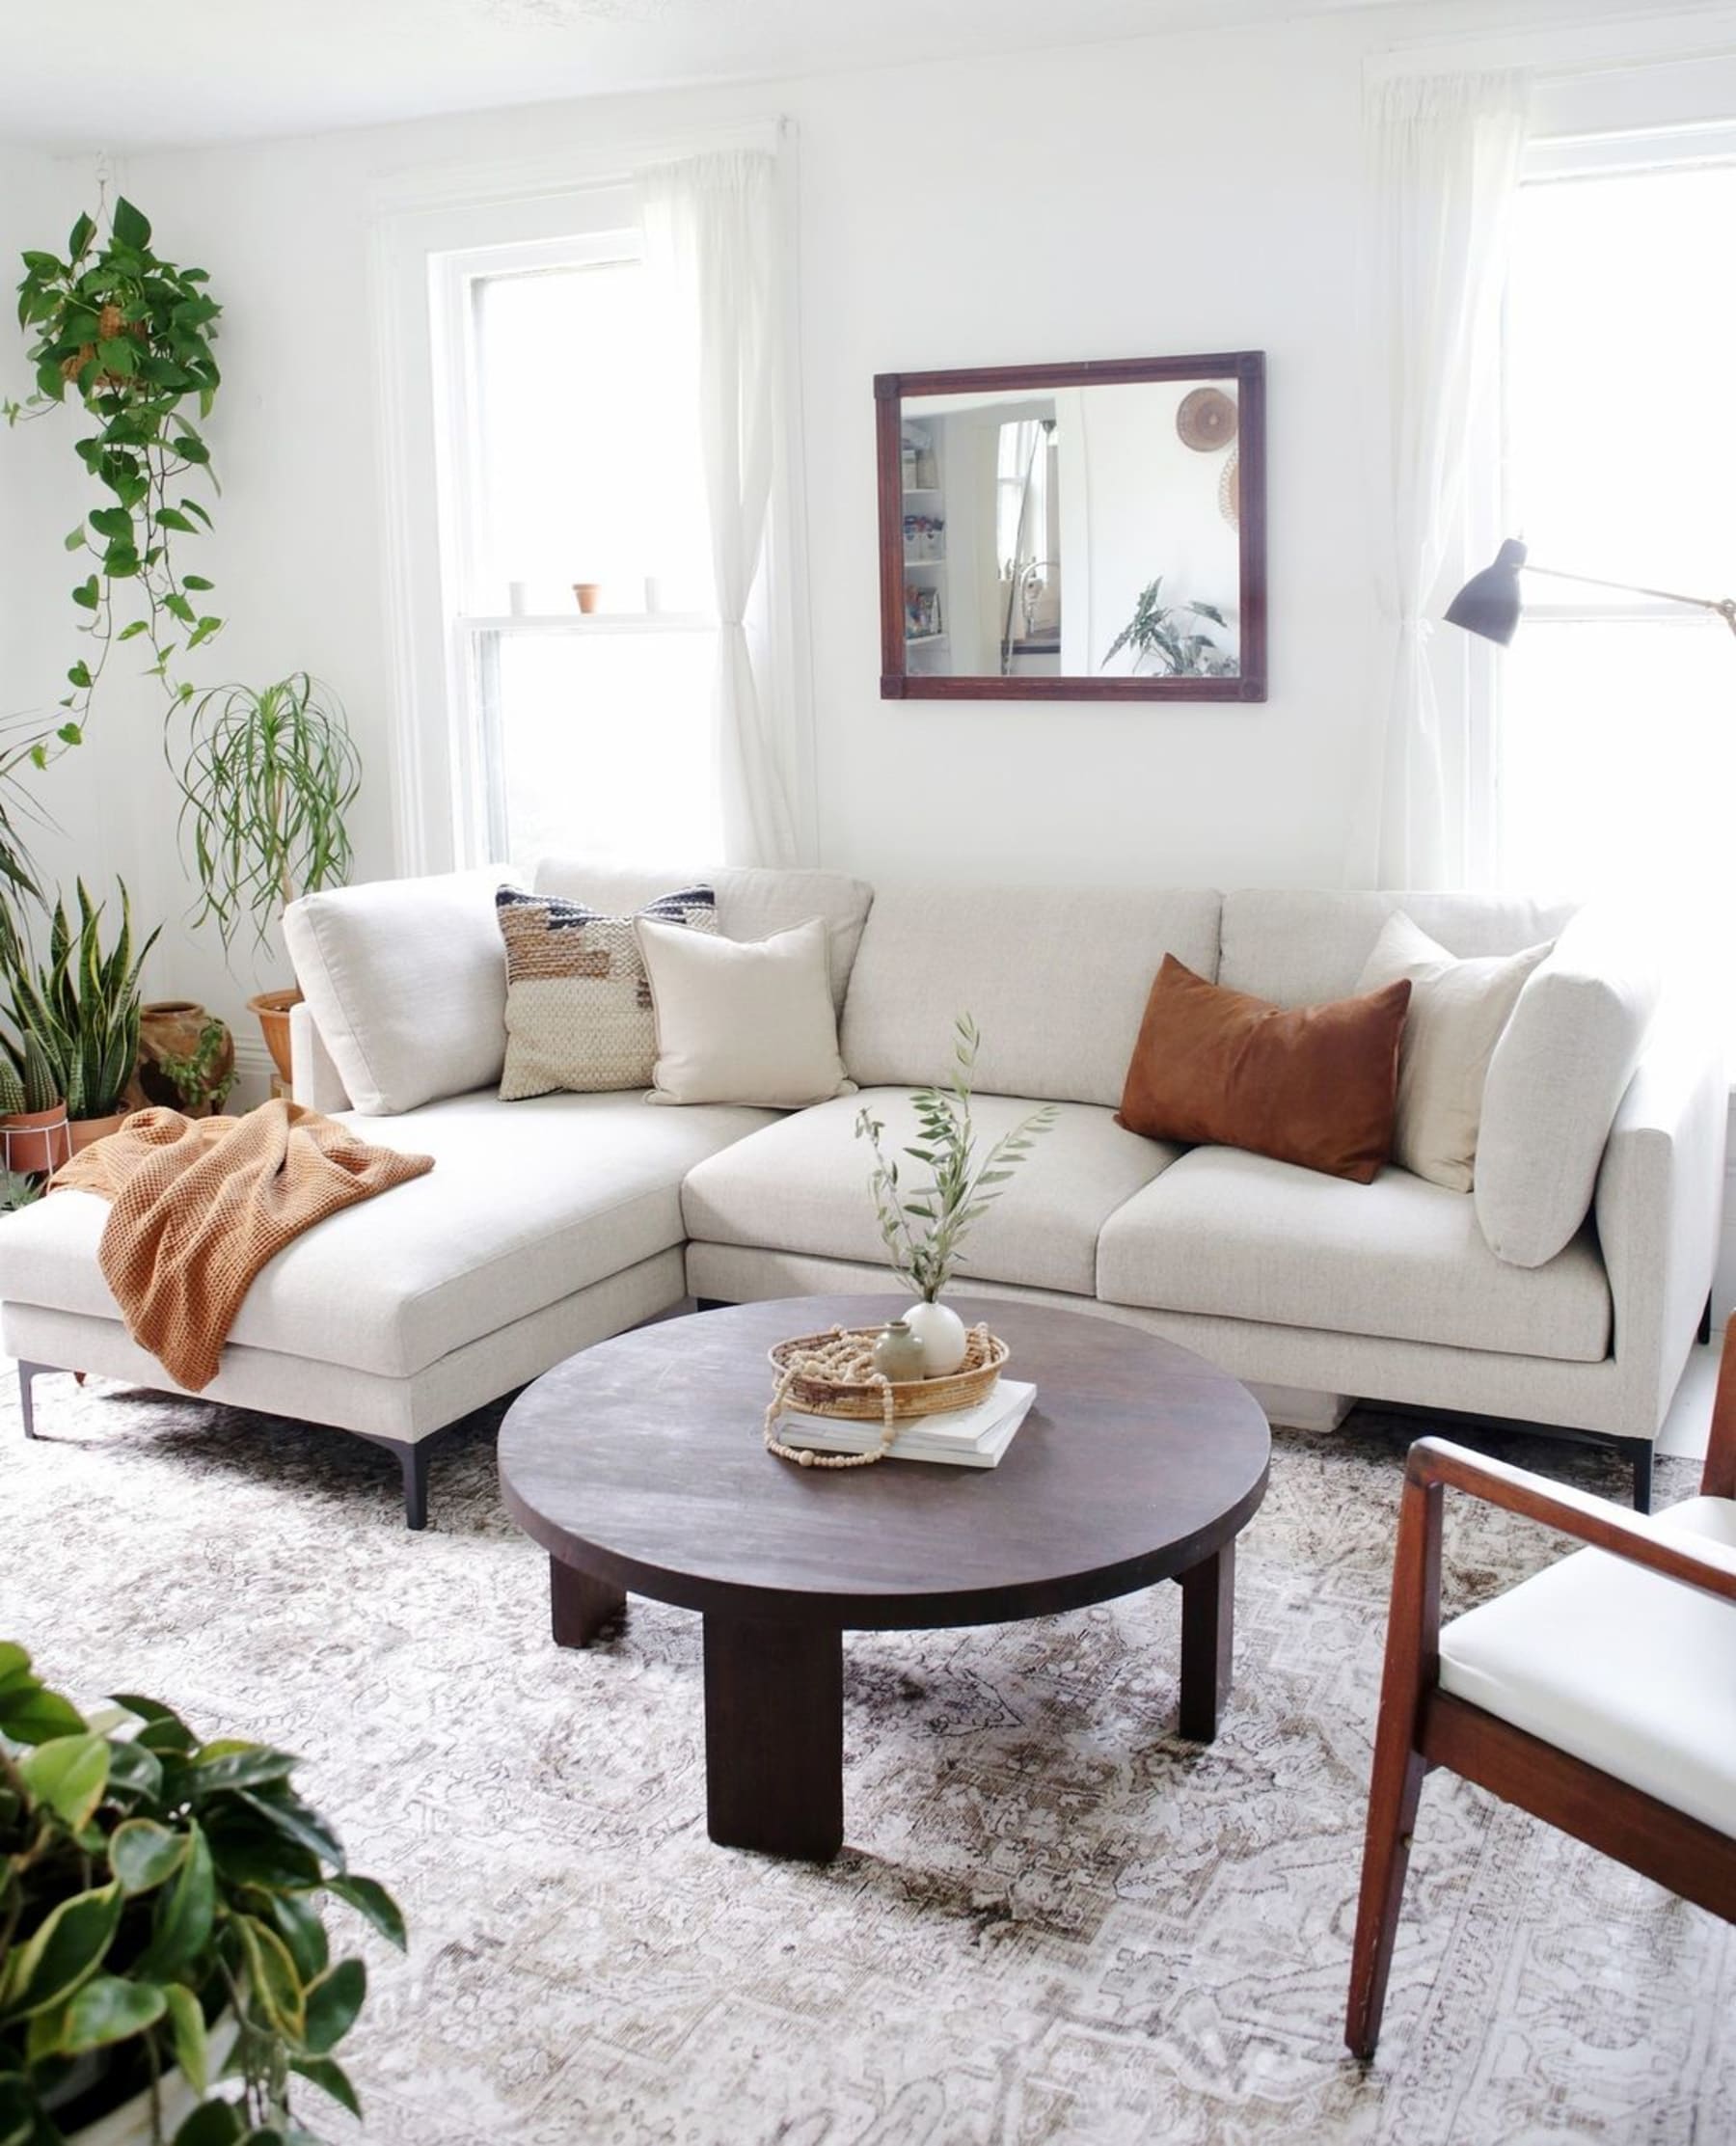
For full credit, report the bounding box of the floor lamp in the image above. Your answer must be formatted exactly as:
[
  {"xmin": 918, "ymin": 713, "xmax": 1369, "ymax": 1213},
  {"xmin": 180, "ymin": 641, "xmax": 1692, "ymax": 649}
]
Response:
[{"xmin": 1446, "ymin": 536, "xmax": 1736, "ymax": 643}]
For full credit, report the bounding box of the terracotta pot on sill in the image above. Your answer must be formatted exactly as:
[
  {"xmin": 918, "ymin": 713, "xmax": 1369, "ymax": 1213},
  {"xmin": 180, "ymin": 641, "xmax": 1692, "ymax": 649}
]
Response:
[
  {"xmin": 68, "ymin": 1110, "xmax": 129, "ymax": 1154},
  {"xmin": 248, "ymin": 988, "xmax": 302, "ymax": 1085},
  {"xmin": 573, "ymin": 582, "xmax": 602, "ymax": 614},
  {"xmin": 2, "ymin": 1101, "xmax": 72, "ymax": 1176}
]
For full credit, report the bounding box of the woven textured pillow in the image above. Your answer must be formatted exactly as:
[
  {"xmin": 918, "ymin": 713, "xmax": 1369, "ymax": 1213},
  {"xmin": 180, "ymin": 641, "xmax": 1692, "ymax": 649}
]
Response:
[{"xmin": 496, "ymin": 885, "xmax": 719, "ymax": 1100}]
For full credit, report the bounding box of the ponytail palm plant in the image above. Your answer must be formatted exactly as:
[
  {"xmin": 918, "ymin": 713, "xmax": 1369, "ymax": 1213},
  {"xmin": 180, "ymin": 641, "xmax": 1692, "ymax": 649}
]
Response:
[{"xmin": 173, "ymin": 676, "xmax": 361, "ymax": 955}]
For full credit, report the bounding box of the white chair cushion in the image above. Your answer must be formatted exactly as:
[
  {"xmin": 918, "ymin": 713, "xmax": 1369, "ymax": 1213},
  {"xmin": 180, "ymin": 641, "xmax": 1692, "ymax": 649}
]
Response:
[
  {"xmin": 1439, "ymin": 1495, "xmax": 1736, "ymax": 1837},
  {"xmin": 533, "ymin": 858, "xmax": 875, "ymax": 1017},
  {"xmin": 1217, "ymin": 889, "xmax": 1577, "ymax": 1007},
  {"xmin": 681, "ymin": 1089, "xmax": 1180, "ymax": 1297},
  {"xmin": 1475, "ymin": 905, "xmax": 1664, "ymax": 1269},
  {"xmin": 840, "ymin": 885, "xmax": 1223, "ymax": 1108},
  {"xmin": 284, "ymin": 868, "xmax": 513, "ymax": 1117},
  {"xmin": 0, "ymin": 1091, "xmax": 775, "ymax": 1379},
  {"xmin": 1096, "ymin": 1146, "xmax": 1611, "ymax": 1361}
]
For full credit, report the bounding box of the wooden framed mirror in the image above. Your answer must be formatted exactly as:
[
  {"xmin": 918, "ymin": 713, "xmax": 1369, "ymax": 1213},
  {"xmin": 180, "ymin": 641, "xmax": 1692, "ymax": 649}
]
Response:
[{"xmin": 876, "ymin": 351, "xmax": 1265, "ymax": 701}]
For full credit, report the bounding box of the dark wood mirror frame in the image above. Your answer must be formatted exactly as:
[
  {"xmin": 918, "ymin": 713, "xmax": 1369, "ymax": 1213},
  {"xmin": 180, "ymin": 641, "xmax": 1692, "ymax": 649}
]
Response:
[{"xmin": 876, "ymin": 351, "xmax": 1266, "ymax": 702}]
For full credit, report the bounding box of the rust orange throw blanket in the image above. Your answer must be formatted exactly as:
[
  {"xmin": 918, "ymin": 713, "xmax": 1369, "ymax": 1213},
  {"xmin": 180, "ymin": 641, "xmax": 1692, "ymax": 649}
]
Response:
[{"xmin": 51, "ymin": 1101, "xmax": 434, "ymax": 1391}]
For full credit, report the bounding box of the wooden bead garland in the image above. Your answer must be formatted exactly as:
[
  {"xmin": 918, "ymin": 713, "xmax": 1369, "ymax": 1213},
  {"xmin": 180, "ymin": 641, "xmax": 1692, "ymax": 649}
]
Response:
[{"xmin": 763, "ymin": 1321, "xmax": 994, "ymax": 1469}]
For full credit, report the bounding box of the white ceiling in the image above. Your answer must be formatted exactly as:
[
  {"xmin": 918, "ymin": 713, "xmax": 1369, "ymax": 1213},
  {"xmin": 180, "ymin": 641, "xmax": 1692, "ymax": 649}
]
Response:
[{"xmin": 1, "ymin": 0, "xmax": 1422, "ymax": 153}]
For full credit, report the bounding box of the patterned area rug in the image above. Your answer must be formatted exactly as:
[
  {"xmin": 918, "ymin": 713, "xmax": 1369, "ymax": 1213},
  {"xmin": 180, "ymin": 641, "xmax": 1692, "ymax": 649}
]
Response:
[{"xmin": 2, "ymin": 1362, "xmax": 1729, "ymax": 2145}]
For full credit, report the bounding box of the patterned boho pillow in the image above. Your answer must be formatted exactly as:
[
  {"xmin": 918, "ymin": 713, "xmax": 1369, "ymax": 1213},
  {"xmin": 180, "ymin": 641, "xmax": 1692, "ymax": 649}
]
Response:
[{"xmin": 495, "ymin": 884, "xmax": 719, "ymax": 1100}]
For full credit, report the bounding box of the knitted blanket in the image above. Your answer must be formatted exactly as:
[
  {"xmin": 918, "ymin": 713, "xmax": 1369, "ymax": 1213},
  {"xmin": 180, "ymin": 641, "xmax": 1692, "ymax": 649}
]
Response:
[{"xmin": 52, "ymin": 1101, "xmax": 434, "ymax": 1391}]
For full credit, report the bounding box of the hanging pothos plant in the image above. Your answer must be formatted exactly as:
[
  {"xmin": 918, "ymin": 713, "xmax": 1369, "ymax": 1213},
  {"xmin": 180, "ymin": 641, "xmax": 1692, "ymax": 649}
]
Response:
[{"xmin": 5, "ymin": 196, "xmax": 224, "ymax": 766}]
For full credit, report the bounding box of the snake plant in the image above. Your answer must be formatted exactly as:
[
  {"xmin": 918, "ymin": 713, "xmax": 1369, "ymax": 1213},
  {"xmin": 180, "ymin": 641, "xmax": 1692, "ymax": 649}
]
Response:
[{"xmin": 4, "ymin": 882, "xmax": 158, "ymax": 1120}]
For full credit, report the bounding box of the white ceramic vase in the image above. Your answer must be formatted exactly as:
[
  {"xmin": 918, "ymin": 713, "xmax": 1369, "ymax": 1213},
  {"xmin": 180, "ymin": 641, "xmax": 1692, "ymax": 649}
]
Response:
[{"xmin": 902, "ymin": 1299, "xmax": 968, "ymax": 1377}]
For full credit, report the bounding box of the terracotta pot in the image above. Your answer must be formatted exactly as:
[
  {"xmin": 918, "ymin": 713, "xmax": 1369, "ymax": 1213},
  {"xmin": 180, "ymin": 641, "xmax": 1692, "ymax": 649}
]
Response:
[
  {"xmin": 136, "ymin": 1000, "xmax": 236, "ymax": 1116},
  {"xmin": 68, "ymin": 1111, "xmax": 128, "ymax": 1154},
  {"xmin": 248, "ymin": 987, "xmax": 302, "ymax": 1084},
  {"xmin": 1, "ymin": 1103, "xmax": 72, "ymax": 1176},
  {"xmin": 572, "ymin": 581, "xmax": 602, "ymax": 614}
]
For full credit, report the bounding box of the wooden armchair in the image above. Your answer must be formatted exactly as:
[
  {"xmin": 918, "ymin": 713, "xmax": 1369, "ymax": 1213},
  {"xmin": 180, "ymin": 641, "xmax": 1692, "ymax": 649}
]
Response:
[{"xmin": 1345, "ymin": 1318, "xmax": 1736, "ymax": 2057}]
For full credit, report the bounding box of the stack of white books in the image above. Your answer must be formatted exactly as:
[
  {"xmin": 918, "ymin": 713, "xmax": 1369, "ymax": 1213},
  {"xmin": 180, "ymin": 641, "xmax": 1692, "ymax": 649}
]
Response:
[{"xmin": 773, "ymin": 1379, "xmax": 1037, "ymax": 1469}]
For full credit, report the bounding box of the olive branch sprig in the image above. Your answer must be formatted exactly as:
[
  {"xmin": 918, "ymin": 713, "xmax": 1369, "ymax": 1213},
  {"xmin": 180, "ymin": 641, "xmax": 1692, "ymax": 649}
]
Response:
[{"xmin": 855, "ymin": 1013, "xmax": 1057, "ymax": 1303}]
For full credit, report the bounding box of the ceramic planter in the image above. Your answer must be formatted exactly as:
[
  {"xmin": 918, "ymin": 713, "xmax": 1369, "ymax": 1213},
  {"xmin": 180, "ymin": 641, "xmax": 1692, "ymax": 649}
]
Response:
[
  {"xmin": 136, "ymin": 1000, "xmax": 236, "ymax": 1115},
  {"xmin": 54, "ymin": 2012, "xmax": 239, "ymax": 2145},
  {"xmin": 1, "ymin": 1102, "xmax": 72, "ymax": 1176},
  {"xmin": 247, "ymin": 987, "xmax": 302, "ymax": 1085},
  {"xmin": 902, "ymin": 1299, "xmax": 969, "ymax": 1377}
]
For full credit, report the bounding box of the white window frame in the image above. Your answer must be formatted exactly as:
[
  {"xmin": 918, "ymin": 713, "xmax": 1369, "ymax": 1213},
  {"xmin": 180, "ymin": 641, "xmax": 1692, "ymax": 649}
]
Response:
[
  {"xmin": 369, "ymin": 124, "xmax": 780, "ymax": 877},
  {"xmin": 1468, "ymin": 114, "xmax": 1736, "ymax": 889}
]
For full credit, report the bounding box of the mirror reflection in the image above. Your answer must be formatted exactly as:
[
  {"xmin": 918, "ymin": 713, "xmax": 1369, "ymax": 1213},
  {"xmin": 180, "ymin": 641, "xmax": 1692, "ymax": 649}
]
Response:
[{"xmin": 879, "ymin": 355, "xmax": 1263, "ymax": 700}]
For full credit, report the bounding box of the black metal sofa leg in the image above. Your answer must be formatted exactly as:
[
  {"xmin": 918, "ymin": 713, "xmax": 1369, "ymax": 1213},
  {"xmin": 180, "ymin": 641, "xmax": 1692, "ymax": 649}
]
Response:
[
  {"xmin": 19, "ymin": 1361, "xmax": 45, "ymax": 1440},
  {"xmin": 1617, "ymin": 1435, "xmax": 1654, "ymax": 1514},
  {"xmin": 396, "ymin": 1441, "xmax": 431, "ymax": 1532}
]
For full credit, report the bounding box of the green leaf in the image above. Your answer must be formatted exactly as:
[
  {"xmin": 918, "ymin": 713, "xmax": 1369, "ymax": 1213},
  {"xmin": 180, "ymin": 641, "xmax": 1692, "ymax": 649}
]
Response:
[
  {"xmin": 185, "ymin": 1742, "xmax": 298, "ymax": 1795},
  {"xmin": 88, "ymin": 505, "xmax": 131, "ymax": 541},
  {"xmin": 155, "ymin": 508, "xmax": 197, "ymax": 533},
  {"xmin": 0, "ymin": 1680, "xmax": 86, "ymax": 1746},
  {"xmin": 112, "ymin": 1694, "xmax": 196, "ymax": 1753},
  {"xmin": 175, "ymin": 433, "xmax": 210, "ymax": 465},
  {"xmin": 58, "ymin": 1973, "xmax": 168, "ymax": 2053},
  {"xmin": 300, "ymin": 1956, "xmax": 364, "ymax": 2055},
  {"xmin": 71, "ymin": 575, "xmax": 99, "ymax": 611},
  {"xmin": 0, "ymin": 2071, "xmax": 35, "ymax": 2146},
  {"xmin": 96, "ymin": 337, "xmax": 136, "ymax": 377},
  {"xmin": 110, "ymin": 197, "xmax": 151, "ymax": 250},
  {"xmin": 111, "ymin": 1817, "xmax": 188, "ymax": 1894},
  {"xmin": 173, "ymin": 2105, "xmax": 246, "ymax": 2146},
  {"xmin": 67, "ymin": 662, "xmax": 91, "ymax": 690},
  {"xmin": 135, "ymin": 1823, "xmax": 214, "ymax": 1979},
  {"xmin": 235, "ymin": 1915, "xmax": 305, "ymax": 2039},
  {"xmin": 290, "ymin": 2053, "xmax": 360, "ymax": 2118},
  {"xmin": 18, "ymin": 1733, "xmax": 109, "ymax": 1831},
  {"xmin": 162, "ymin": 1983, "xmax": 208, "ymax": 2096},
  {"xmin": 64, "ymin": 525, "xmax": 86, "ymax": 552},
  {"xmin": 0, "ymin": 1885, "xmax": 122, "ymax": 2023},
  {"xmin": 325, "ymin": 1872, "xmax": 406, "ymax": 1952},
  {"xmin": 117, "ymin": 618, "xmax": 149, "ymax": 642},
  {"xmin": 257, "ymin": 1888, "xmax": 328, "ymax": 1983},
  {"xmin": 68, "ymin": 211, "xmax": 95, "ymax": 256},
  {"xmin": 181, "ymin": 574, "xmax": 213, "ymax": 591}
]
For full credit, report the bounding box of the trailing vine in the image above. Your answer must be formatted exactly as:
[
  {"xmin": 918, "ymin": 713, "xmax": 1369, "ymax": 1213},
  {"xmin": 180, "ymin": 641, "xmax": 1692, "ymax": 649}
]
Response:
[{"xmin": 6, "ymin": 196, "xmax": 223, "ymax": 764}]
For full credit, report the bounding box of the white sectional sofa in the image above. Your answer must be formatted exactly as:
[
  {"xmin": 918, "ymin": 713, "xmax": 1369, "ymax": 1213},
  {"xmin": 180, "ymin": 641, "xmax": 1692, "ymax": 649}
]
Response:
[{"xmin": 1, "ymin": 860, "xmax": 1722, "ymax": 1526}]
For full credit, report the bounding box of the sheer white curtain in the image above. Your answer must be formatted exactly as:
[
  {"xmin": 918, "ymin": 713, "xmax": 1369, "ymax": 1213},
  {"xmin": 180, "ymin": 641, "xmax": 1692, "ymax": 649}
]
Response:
[
  {"xmin": 1359, "ymin": 69, "xmax": 1531, "ymax": 887},
  {"xmin": 637, "ymin": 147, "xmax": 813, "ymax": 868}
]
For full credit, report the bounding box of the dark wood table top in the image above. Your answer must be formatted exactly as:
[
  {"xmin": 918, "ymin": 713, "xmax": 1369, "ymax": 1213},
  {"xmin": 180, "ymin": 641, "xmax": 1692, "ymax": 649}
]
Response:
[{"xmin": 498, "ymin": 1294, "xmax": 1270, "ymax": 1630}]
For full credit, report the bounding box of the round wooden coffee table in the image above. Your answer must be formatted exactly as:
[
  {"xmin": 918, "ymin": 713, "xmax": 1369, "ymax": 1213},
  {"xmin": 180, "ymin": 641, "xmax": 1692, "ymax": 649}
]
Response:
[{"xmin": 498, "ymin": 1294, "xmax": 1270, "ymax": 1861}]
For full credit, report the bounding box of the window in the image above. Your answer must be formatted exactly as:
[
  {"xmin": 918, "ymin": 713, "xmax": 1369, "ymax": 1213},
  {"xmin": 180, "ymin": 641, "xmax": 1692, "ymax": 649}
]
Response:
[
  {"xmin": 436, "ymin": 227, "xmax": 719, "ymax": 869},
  {"xmin": 1496, "ymin": 150, "xmax": 1736, "ymax": 951}
]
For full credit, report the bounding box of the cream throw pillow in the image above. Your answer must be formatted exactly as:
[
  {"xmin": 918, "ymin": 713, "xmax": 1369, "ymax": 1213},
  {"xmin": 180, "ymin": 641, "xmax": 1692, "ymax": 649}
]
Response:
[
  {"xmin": 1355, "ymin": 911, "xmax": 1553, "ymax": 1192},
  {"xmin": 637, "ymin": 914, "xmax": 854, "ymax": 1108}
]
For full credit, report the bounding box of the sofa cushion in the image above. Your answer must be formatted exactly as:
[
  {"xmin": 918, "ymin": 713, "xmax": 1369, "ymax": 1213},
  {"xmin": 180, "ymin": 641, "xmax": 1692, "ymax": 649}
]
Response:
[
  {"xmin": 534, "ymin": 859, "xmax": 874, "ymax": 1016},
  {"xmin": 497, "ymin": 883, "xmax": 719, "ymax": 1100},
  {"xmin": 1097, "ymin": 1146, "xmax": 1611, "ymax": 1361},
  {"xmin": 1475, "ymin": 906, "xmax": 1664, "ymax": 1269},
  {"xmin": 639, "ymin": 915, "xmax": 853, "ymax": 1107},
  {"xmin": 284, "ymin": 868, "xmax": 513, "ymax": 1116},
  {"xmin": 682, "ymin": 1088, "xmax": 1180, "ymax": 1298},
  {"xmin": 1117, "ymin": 954, "xmax": 1411, "ymax": 1184},
  {"xmin": 1354, "ymin": 911, "xmax": 1554, "ymax": 1193},
  {"xmin": 0, "ymin": 1091, "xmax": 775, "ymax": 1379},
  {"xmin": 839, "ymin": 885, "xmax": 1223, "ymax": 1108},
  {"xmin": 1439, "ymin": 1495, "xmax": 1736, "ymax": 1837},
  {"xmin": 1218, "ymin": 889, "xmax": 1578, "ymax": 1007}
]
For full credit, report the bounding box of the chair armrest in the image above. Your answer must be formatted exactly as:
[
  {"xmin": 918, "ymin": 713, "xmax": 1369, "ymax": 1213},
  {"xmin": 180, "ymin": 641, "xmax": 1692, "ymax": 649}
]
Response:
[
  {"xmin": 1708, "ymin": 1313, "xmax": 1736, "ymax": 1500},
  {"xmin": 1407, "ymin": 1436, "xmax": 1736, "ymax": 1606}
]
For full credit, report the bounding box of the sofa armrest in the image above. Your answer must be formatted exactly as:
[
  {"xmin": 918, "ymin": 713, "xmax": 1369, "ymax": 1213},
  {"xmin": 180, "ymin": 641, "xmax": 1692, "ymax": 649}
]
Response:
[
  {"xmin": 289, "ymin": 998, "xmax": 352, "ymax": 1114},
  {"xmin": 1593, "ymin": 1011, "xmax": 1727, "ymax": 1435}
]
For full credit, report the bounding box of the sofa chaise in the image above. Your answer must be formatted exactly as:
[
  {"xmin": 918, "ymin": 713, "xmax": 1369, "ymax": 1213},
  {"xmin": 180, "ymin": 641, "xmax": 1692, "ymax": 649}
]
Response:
[{"xmin": 1, "ymin": 861, "xmax": 1722, "ymax": 1525}]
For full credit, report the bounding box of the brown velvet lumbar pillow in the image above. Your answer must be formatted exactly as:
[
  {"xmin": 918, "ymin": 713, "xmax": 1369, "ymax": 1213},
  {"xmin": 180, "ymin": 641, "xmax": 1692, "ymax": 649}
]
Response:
[{"xmin": 1116, "ymin": 955, "xmax": 1413, "ymax": 1183}]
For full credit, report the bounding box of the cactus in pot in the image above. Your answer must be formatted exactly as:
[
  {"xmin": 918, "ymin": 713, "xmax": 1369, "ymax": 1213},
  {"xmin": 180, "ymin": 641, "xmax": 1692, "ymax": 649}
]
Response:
[{"xmin": 0, "ymin": 1027, "xmax": 72, "ymax": 1176}]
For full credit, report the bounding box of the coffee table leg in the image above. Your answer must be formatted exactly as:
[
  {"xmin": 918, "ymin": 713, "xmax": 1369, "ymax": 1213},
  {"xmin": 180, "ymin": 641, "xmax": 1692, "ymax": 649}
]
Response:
[
  {"xmin": 1178, "ymin": 1540, "xmax": 1235, "ymax": 1742},
  {"xmin": 703, "ymin": 1615, "xmax": 844, "ymax": 1861},
  {"xmin": 550, "ymin": 1557, "xmax": 627, "ymax": 1648}
]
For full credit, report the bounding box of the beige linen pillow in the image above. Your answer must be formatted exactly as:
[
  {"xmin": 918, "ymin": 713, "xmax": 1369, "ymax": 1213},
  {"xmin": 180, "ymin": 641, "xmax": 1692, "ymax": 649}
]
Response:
[
  {"xmin": 497, "ymin": 884, "xmax": 718, "ymax": 1100},
  {"xmin": 1355, "ymin": 911, "xmax": 1553, "ymax": 1193},
  {"xmin": 636, "ymin": 914, "xmax": 854, "ymax": 1108}
]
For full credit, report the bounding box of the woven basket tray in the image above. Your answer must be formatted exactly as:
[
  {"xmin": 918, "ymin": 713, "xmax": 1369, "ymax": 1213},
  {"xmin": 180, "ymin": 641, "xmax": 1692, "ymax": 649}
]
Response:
[{"xmin": 768, "ymin": 1324, "xmax": 1009, "ymax": 1422}]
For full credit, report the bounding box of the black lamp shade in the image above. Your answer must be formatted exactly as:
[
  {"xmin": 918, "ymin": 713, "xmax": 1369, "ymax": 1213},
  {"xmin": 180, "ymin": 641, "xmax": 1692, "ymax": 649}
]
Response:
[{"xmin": 1445, "ymin": 538, "xmax": 1529, "ymax": 645}]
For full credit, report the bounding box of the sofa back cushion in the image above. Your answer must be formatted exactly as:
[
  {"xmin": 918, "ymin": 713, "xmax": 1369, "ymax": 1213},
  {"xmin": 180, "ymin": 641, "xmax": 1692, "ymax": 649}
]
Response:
[
  {"xmin": 533, "ymin": 859, "xmax": 874, "ymax": 1014},
  {"xmin": 1218, "ymin": 889, "xmax": 1579, "ymax": 1006},
  {"xmin": 840, "ymin": 883, "xmax": 1223, "ymax": 1107},
  {"xmin": 1475, "ymin": 905, "xmax": 1663, "ymax": 1267},
  {"xmin": 285, "ymin": 868, "xmax": 513, "ymax": 1117}
]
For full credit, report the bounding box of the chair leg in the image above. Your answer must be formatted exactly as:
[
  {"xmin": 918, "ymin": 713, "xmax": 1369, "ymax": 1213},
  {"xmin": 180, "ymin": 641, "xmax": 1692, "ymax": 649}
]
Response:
[{"xmin": 19, "ymin": 1361, "xmax": 46, "ymax": 1440}]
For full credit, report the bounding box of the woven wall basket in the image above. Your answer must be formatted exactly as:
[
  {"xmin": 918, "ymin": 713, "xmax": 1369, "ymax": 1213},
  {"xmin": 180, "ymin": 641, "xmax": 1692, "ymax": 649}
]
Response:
[{"xmin": 768, "ymin": 1325, "xmax": 1009, "ymax": 1422}]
